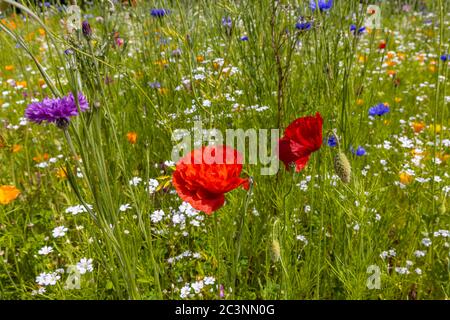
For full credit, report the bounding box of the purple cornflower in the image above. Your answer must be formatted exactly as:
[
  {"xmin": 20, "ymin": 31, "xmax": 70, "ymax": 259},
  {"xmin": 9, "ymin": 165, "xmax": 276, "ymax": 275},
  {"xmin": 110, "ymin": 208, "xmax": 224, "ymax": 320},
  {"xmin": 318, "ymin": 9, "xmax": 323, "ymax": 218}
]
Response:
[
  {"xmin": 150, "ymin": 9, "xmax": 169, "ymax": 18},
  {"xmin": 310, "ymin": 0, "xmax": 333, "ymax": 11},
  {"xmin": 171, "ymin": 48, "xmax": 182, "ymax": 57},
  {"xmin": 25, "ymin": 92, "xmax": 89, "ymax": 128},
  {"xmin": 369, "ymin": 103, "xmax": 390, "ymax": 117},
  {"xmin": 402, "ymin": 5, "xmax": 411, "ymax": 12},
  {"xmin": 115, "ymin": 37, "xmax": 124, "ymax": 47},
  {"xmin": 39, "ymin": 2, "xmax": 51, "ymax": 8},
  {"xmin": 82, "ymin": 20, "xmax": 92, "ymax": 38},
  {"xmin": 104, "ymin": 76, "xmax": 114, "ymax": 85},
  {"xmin": 222, "ymin": 17, "xmax": 232, "ymax": 36}
]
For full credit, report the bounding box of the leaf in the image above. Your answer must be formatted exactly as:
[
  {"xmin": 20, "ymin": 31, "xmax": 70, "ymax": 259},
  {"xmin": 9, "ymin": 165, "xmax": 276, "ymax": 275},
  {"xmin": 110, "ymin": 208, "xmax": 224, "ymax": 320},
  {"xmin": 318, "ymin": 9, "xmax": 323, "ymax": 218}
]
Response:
[
  {"xmin": 156, "ymin": 175, "xmax": 171, "ymax": 180},
  {"xmin": 163, "ymin": 180, "xmax": 172, "ymax": 189},
  {"xmin": 105, "ymin": 280, "xmax": 114, "ymax": 290}
]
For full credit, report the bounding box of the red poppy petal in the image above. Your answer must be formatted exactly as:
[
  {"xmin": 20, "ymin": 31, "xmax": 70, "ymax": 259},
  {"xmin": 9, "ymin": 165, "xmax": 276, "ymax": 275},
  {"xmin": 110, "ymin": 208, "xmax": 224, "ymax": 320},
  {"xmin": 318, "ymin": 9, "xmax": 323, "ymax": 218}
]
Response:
[
  {"xmin": 173, "ymin": 145, "xmax": 248, "ymax": 214},
  {"xmin": 241, "ymin": 178, "xmax": 250, "ymax": 190},
  {"xmin": 278, "ymin": 137, "xmax": 298, "ymax": 170},
  {"xmin": 294, "ymin": 155, "xmax": 310, "ymax": 172},
  {"xmin": 284, "ymin": 112, "xmax": 323, "ymax": 153},
  {"xmin": 191, "ymin": 194, "xmax": 225, "ymax": 215}
]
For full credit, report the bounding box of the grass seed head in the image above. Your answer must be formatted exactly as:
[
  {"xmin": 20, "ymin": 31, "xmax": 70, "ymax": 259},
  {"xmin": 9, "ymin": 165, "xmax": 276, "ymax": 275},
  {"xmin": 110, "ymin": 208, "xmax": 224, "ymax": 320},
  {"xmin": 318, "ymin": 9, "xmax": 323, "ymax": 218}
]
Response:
[{"xmin": 271, "ymin": 239, "xmax": 281, "ymax": 262}]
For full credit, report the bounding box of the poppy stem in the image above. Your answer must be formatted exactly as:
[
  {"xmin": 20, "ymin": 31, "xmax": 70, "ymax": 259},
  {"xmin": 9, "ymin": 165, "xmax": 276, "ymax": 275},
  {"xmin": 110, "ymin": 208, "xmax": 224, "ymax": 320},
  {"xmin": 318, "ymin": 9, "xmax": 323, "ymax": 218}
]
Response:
[
  {"xmin": 213, "ymin": 212, "xmax": 222, "ymax": 297},
  {"xmin": 232, "ymin": 177, "xmax": 254, "ymax": 298}
]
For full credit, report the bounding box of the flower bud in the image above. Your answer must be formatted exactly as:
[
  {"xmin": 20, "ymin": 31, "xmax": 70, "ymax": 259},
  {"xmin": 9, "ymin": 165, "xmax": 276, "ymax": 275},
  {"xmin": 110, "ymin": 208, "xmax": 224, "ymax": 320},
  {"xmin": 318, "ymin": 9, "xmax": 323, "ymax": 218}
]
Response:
[
  {"xmin": 82, "ymin": 20, "xmax": 92, "ymax": 38},
  {"xmin": 334, "ymin": 152, "xmax": 352, "ymax": 184}
]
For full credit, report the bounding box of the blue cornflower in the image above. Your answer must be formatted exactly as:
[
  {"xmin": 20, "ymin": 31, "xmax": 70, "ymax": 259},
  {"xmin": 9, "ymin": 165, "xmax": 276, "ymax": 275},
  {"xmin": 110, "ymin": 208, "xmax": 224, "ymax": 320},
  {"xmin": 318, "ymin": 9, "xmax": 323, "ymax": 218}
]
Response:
[
  {"xmin": 310, "ymin": 0, "xmax": 333, "ymax": 11},
  {"xmin": 171, "ymin": 48, "xmax": 182, "ymax": 57},
  {"xmin": 295, "ymin": 21, "xmax": 312, "ymax": 31},
  {"xmin": 350, "ymin": 24, "xmax": 366, "ymax": 35},
  {"xmin": 149, "ymin": 82, "xmax": 161, "ymax": 89},
  {"xmin": 369, "ymin": 103, "xmax": 390, "ymax": 116},
  {"xmin": 441, "ymin": 54, "xmax": 449, "ymax": 62},
  {"xmin": 240, "ymin": 35, "xmax": 248, "ymax": 41},
  {"xmin": 151, "ymin": 9, "xmax": 169, "ymax": 18},
  {"xmin": 351, "ymin": 146, "xmax": 366, "ymax": 156},
  {"xmin": 327, "ymin": 135, "xmax": 337, "ymax": 147},
  {"xmin": 222, "ymin": 16, "xmax": 232, "ymax": 28}
]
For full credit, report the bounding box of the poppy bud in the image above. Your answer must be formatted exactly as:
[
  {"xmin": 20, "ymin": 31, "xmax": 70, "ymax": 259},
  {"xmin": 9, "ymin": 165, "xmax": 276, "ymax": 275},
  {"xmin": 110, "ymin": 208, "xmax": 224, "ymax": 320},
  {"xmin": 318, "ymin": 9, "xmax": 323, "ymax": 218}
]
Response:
[{"xmin": 334, "ymin": 152, "xmax": 352, "ymax": 184}]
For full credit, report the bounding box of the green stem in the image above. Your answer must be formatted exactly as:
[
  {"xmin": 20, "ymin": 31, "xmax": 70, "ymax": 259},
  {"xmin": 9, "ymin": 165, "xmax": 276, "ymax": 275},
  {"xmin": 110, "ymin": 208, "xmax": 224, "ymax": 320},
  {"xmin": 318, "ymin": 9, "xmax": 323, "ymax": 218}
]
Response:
[{"xmin": 232, "ymin": 178, "xmax": 254, "ymax": 298}]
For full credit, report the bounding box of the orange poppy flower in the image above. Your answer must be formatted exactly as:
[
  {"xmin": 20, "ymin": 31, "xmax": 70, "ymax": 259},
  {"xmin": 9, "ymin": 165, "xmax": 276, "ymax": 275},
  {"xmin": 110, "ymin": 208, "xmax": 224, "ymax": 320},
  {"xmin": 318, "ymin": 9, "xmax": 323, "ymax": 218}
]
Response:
[
  {"xmin": 16, "ymin": 81, "xmax": 27, "ymax": 88},
  {"xmin": 11, "ymin": 144, "xmax": 22, "ymax": 153},
  {"xmin": 33, "ymin": 153, "xmax": 50, "ymax": 162},
  {"xmin": 158, "ymin": 88, "xmax": 169, "ymax": 95},
  {"xmin": 0, "ymin": 19, "xmax": 17, "ymax": 30},
  {"xmin": 154, "ymin": 59, "xmax": 168, "ymax": 67},
  {"xmin": 411, "ymin": 122, "xmax": 425, "ymax": 133},
  {"xmin": 127, "ymin": 132, "xmax": 137, "ymax": 144},
  {"xmin": 56, "ymin": 168, "xmax": 67, "ymax": 179},
  {"xmin": 387, "ymin": 52, "xmax": 395, "ymax": 59},
  {"xmin": 387, "ymin": 70, "xmax": 397, "ymax": 77},
  {"xmin": 25, "ymin": 32, "xmax": 35, "ymax": 41},
  {"xmin": 399, "ymin": 172, "xmax": 413, "ymax": 185},
  {"xmin": 0, "ymin": 185, "xmax": 20, "ymax": 205},
  {"xmin": 387, "ymin": 60, "xmax": 397, "ymax": 67}
]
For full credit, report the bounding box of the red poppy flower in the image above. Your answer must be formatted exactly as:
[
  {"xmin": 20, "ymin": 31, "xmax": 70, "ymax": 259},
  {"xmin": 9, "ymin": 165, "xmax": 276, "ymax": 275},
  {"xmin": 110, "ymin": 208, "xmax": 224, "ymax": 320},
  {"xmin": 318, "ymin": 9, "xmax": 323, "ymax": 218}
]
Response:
[
  {"xmin": 172, "ymin": 145, "xmax": 249, "ymax": 214},
  {"xmin": 278, "ymin": 112, "xmax": 323, "ymax": 172}
]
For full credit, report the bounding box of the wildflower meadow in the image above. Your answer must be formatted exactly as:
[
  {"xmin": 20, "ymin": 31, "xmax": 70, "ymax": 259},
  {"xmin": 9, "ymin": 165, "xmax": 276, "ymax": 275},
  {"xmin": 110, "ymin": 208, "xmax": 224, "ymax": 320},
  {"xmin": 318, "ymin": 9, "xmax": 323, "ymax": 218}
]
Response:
[{"xmin": 1, "ymin": 0, "xmax": 450, "ymax": 301}]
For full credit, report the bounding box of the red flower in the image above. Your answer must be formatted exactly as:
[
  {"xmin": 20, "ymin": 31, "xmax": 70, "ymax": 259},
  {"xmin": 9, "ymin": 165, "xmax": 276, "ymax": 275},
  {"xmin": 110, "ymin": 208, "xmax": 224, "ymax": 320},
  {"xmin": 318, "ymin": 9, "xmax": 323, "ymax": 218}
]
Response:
[
  {"xmin": 278, "ymin": 112, "xmax": 323, "ymax": 172},
  {"xmin": 172, "ymin": 145, "xmax": 249, "ymax": 214},
  {"xmin": 379, "ymin": 41, "xmax": 386, "ymax": 50}
]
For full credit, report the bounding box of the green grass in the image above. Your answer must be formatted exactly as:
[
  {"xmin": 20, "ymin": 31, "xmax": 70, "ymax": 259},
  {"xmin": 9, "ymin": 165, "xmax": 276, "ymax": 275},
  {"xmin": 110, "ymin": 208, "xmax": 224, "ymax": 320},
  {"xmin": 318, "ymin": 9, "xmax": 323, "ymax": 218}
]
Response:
[{"xmin": 0, "ymin": 0, "xmax": 450, "ymax": 299}]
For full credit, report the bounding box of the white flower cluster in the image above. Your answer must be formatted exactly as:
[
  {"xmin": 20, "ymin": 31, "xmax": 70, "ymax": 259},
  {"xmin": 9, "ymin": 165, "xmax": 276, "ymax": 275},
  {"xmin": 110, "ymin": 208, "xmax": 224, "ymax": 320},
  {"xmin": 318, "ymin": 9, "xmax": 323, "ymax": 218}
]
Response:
[
  {"xmin": 167, "ymin": 250, "xmax": 201, "ymax": 265},
  {"xmin": 65, "ymin": 204, "xmax": 93, "ymax": 215},
  {"xmin": 179, "ymin": 276, "xmax": 216, "ymax": 299}
]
